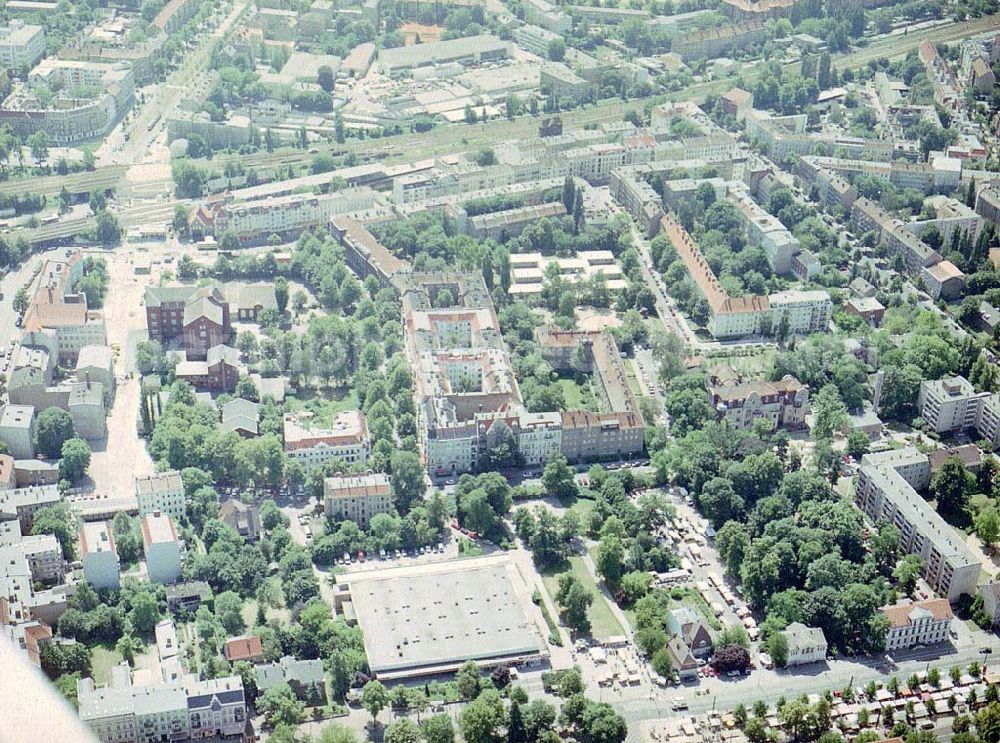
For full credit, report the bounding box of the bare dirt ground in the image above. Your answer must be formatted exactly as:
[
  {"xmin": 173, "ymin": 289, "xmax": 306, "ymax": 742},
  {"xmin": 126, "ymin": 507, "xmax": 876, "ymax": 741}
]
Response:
[{"xmin": 84, "ymin": 248, "xmax": 158, "ymax": 500}]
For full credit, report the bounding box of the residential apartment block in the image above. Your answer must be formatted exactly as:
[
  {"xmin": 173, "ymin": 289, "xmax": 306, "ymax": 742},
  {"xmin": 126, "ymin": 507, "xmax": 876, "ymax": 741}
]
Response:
[
  {"xmin": 80, "ymin": 520, "xmax": 120, "ymax": 590},
  {"xmin": 706, "ymin": 365, "xmax": 809, "ymax": 431},
  {"xmin": 283, "ymin": 410, "xmax": 370, "ymax": 474},
  {"xmin": 192, "ymin": 187, "xmax": 377, "ymax": 242},
  {"xmin": 659, "ymin": 214, "xmax": 831, "ymax": 339},
  {"xmin": 0, "ymin": 58, "xmax": 135, "ymax": 143},
  {"xmin": 403, "ymin": 274, "xmax": 644, "ymax": 476},
  {"xmin": 135, "ymin": 471, "xmax": 185, "ymax": 523},
  {"xmin": 881, "ymin": 598, "xmax": 954, "ymax": 652},
  {"xmin": 77, "ymin": 666, "xmax": 248, "ymax": 743},
  {"xmin": 323, "ymin": 473, "xmax": 392, "ymax": 528},
  {"xmin": 333, "ymin": 216, "xmax": 412, "ymax": 290},
  {"xmin": 142, "ymin": 511, "xmax": 182, "ymax": 585},
  {"xmin": 855, "ymin": 448, "xmax": 980, "ymax": 601},
  {"xmin": 0, "ymin": 21, "xmax": 44, "ymax": 69},
  {"xmin": 918, "ymin": 376, "xmax": 1000, "ymax": 448},
  {"xmin": 508, "ymin": 250, "xmax": 627, "ymax": 296}
]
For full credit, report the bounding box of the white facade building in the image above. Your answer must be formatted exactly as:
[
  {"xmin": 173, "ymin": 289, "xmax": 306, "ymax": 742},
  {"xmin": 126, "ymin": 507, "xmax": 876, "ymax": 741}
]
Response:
[
  {"xmin": 80, "ymin": 520, "xmax": 119, "ymax": 590},
  {"xmin": 141, "ymin": 512, "xmax": 181, "ymax": 585},
  {"xmin": 856, "ymin": 448, "xmax": 980, "ymax": 601},
  {"xmin": 781, "ymin": 623, "xmax": 827, "ymax": 666},
  {"xmin": 881, "ymin": 599, "xmax": 953, "ymax": 652},
  {"xmin": 0, "ymin": 21, "xmax": 44, "ymax": 69},
  {"xmin": 918, "ymin": 376, "xmax": 1000, "ymax": 448},
  {"xmin": 135, "ymin": 471, "xmax": 185, "ymax": 523}
]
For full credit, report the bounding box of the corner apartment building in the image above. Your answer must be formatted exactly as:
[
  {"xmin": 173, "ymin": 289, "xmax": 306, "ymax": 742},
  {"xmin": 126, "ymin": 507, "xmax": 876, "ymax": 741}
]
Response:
[
  {"xmin": 212, "ymin": 187, "xmax": 377, "ymax": 242},
  {"xmin": 672, "ymin": 20, "xmax": 765, "ymax": 60},
  {"xmin": 0, "ymin": 59, "xmax": 134, "ymax": 144},
  {"xmin": 283, "ymin": 410, "xmax": 370, "ymax": 474},
  {"xmin": 855, "ymin": 448, "xmax": 980, "ymax": 601},
  {"xmin": 464, "ymin": 201, "xmax": 567, "ymax": 241},
  {"xmin": 22, "ymin": 255, "xmax": 108, "ymax": 364},
  {"xmin": 0, "ymin": 484, "xmax": 60, "ymax": 535},
  {"xmin": 918, "ymin": 376, "xmax": 1000, "ymax": 448},
  {"xmin": 403, "ymin": 274, "xmax": 644, "ymax": 475},
  {"xmin": 659, "ymin": 214, "xmax": 831, "ymax": 339},
  {"xmin": 323, "ymin": 473, "xmax": 392, "ymax": 528}
]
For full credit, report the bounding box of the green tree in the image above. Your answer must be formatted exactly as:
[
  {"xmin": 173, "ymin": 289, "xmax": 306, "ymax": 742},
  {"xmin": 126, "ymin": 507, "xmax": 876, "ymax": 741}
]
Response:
[
  {"xmin": 845, "ymin": 430, "xmax": 870, "ymax": 459},
  {"xmin": 811, "ymin": 384, "xmax": 847, "ymax": 441},
  {"xmin": 259, "ymin": 683, "xmax": 305, "ymax": 727},
  {"xmin": 274, "ymin": 277, "xmax": 289, "ymax": 314},
  {"xmin": 556, "ymin": 574, "xmax": 593, "ymax": 633},
  {"xmin": 767, "ymin": 631, "xmax": 789, "ymax": 668},
  {"xmin": 215, "ymin": 591, "xmax": 244, "ymax": 634},
  {"xmin": 893, "ymin": 554, "xmax": 925, "ymax": 596},
  {"xmin": 455, "ymin": 660, "xmax": 482, "ymax": 700},
  {"xmin": 385, "ymin": 719, "xmax": 421, "ymax": 743},
  {"xmin": 977, "ymin": 506, "xmax": 1000, "ymax": 550},
  {"xmin": 127, "ymin": 590, "xmax": 160, "ymax": 634},
  {"xmin": 595, "ymin": 533, "xmax": 625, "ymax": 585},
  {"xmin": 422, "ymin": 714, "xmax": 455, "ymax": 743},
  {"xmin": 58, "ymin": 438, "xmax": 91, "ymax": 482},
  {"xmin": 459, "ymin": 689, "xmax": 506, "ymax": 743},
  {"xmin": 542, "ymin": 453, "xmax": 577, "ymax": 500},
  {"xmin": 111, "ymin": 512, "xmax": 142, "ymax": 565},
  {"xmin": 317, "ymin": 64, "xmax": 335, "ymax": 92},
  {"xmin": 548, "ymin": 38, "xmax": 566, "ymax": 61},
  {"xmin": 27, "ymin": 130, "xmax": 49, "ymax": 166},
  {"xmin": 35, "ymin": 407, "xmax": 75, "ymax": 458},
  {"xmin": 390, "ymin": 450, "xmax": 426, "ymax": 513},
  {"xmin": 95, "ymin": 210, "xmax": 123, "ymax": 247},
  {"xmin": 32, "ymin": 502, "xmax": 76, "ymax": 559},
  {"xmin": 932, "ymin": 456, "xmax": 974, "ymax": 515},
  {"xmin": 361, "ymin": 680, "xmax": 388, "ymax": 726}
]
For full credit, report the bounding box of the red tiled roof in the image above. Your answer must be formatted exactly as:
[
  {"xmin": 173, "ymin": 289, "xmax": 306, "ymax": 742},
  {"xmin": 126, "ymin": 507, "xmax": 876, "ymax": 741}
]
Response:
[
  {"xmin": 223, "ymin": 635, "xmax": 263, "ymax": 661},
  {"xmin": 881, "ymin": 599, "xmax": 952, "ymax": 629}
]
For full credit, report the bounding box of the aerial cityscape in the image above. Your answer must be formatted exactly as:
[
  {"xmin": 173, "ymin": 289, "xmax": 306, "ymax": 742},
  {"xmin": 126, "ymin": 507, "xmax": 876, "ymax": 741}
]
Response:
[{"xmin": 0, "ymin": 0, "xmax": 998, "ymax": 741}]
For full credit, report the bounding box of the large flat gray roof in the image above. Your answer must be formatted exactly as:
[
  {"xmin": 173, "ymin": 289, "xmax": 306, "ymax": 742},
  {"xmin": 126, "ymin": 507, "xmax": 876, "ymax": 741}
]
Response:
[{"xmin": 348, "ymin": 560, "xmax": 546, "ymax": 679}]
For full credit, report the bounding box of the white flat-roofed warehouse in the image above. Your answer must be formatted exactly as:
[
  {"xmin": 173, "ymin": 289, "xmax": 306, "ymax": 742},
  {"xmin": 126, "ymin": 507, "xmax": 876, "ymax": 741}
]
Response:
[
  {"xmin": 377, "ymin": 34, "xmax": 510, "ymax": 75},
  {"xmin": 344, "ymin": 558, "xmax": 548, "ymax": 680}
]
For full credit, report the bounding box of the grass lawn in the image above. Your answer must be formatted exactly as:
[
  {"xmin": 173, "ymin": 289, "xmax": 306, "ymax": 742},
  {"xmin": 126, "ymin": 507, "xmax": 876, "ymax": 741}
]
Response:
[
  {"xmin": 91, "ymin": 646, "xmax": 124, "ymax": 684},
  {"xmin": 284, "ymin": 388, "xmax": 360, "ymax": 427},
  {"xmin": 624, "ymin": 361, "xmax": 643, "ymax": 397},
  {"xmin": 565, "ymin": 497, "xmax": 595, "ymax": 528},
  {"xmin": 555, "ymin": 377, "xmax": 599, "ymax": 412},
  {"xmin": 541, "ymin": 556, "xmax": 624, "ymax": 640}
]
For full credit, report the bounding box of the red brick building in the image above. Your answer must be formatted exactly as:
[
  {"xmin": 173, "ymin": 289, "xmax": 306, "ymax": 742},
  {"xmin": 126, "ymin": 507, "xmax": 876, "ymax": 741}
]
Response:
[{"xmin": 144, "ymin": 286, "xmax": 230, "ymax": 360}]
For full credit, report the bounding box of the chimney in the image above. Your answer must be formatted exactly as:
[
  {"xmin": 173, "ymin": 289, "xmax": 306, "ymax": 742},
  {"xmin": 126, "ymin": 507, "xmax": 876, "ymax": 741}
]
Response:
[{"xmin": 85, "ymin": 371, "xmax": 91, "ymax": 390}]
